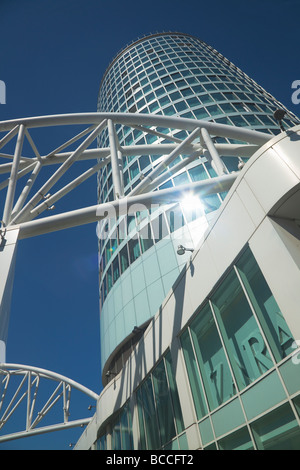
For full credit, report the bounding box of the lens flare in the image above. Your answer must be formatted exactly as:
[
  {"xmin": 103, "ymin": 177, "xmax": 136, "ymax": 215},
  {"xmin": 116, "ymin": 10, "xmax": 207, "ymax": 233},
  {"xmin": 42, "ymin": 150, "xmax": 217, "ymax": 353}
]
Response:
[{"xmin": 180, "ymin": 194, "xmax": 204, "ymax": 214}]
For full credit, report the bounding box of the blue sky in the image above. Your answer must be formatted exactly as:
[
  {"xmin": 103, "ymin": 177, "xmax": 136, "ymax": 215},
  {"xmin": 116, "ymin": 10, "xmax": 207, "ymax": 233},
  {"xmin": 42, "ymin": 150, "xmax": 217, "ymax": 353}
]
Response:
[{"xmin": 0, "ymin": 0, "xmax": 299, "ymax": 450}]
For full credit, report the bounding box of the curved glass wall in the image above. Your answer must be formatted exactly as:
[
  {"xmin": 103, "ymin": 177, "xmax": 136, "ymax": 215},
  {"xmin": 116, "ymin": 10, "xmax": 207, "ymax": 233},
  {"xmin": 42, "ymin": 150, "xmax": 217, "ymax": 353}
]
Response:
[
  {"xmin": 181, "ymin": 247, "xmax": 295, "ymax": 419},
  {"xmin": 97, "ymin": 32, "xmax": 300, "ymax": 373},
  {"xmin": 93, "ymin": 246, "xmax": 300, "ymax": 451}
]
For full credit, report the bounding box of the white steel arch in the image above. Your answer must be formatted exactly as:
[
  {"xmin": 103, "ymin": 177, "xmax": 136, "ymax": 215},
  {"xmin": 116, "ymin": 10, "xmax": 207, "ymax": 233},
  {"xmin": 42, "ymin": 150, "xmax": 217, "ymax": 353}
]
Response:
[
  {"xmin": 0, "ymin": 112, "xmax": 276, "ymax": 442},
  {"xmin": 0, "ymin": 363, "xmax": 98, "ymax": 443}
]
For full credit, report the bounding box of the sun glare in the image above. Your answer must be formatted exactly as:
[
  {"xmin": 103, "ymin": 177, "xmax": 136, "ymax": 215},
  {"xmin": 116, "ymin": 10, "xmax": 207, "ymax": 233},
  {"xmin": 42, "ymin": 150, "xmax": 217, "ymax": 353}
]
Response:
[{"xmin": 180, "ymin": 194, "xmax": 204, "ymax": 214}]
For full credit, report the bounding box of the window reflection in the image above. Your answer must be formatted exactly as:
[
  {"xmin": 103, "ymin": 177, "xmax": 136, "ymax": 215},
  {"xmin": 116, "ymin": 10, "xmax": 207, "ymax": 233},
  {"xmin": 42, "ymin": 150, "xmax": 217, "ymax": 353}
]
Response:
[
  {"xmin": 136, "ymin": 353, "xmax": 185, "ymax": 449},
  {"xmin": 110, "ymin": 402, "xmax": 134, "ymax": 450},
  {"xmin": 236, "ymin": 249, "xmax": 295, "ymax": 362},
  {"xmin": 190, "ymin": 303, "xmax": 236, "ymax": 409},
  {"xmin": 211, "ymin": 270, "xmax": 273, "ymax": 390},
  {"xmin": 181, "ymin": 247, "xmax": 296, "ymax": 417}
]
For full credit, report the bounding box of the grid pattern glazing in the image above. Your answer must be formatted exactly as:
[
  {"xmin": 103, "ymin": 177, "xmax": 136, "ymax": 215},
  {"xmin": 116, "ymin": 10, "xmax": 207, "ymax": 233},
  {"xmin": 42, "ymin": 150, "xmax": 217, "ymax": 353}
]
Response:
[
  {"xmin": 180, "ymin": 246, "xmax": 300, "ymax": 449},
  {"xmin": 96, "ymin": 32, "xmax": 300, "ymax": 369},
  {"xmin": 94, "ymin": 246, "xmax": 300, "ymax": 451}
]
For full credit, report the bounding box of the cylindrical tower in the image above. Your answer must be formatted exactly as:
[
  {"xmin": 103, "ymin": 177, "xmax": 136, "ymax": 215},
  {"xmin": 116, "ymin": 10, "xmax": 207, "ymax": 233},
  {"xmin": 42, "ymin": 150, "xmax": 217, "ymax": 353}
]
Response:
[{"xmin": 97, "ymin": 32, "xmax": 299, "ymax": 379}]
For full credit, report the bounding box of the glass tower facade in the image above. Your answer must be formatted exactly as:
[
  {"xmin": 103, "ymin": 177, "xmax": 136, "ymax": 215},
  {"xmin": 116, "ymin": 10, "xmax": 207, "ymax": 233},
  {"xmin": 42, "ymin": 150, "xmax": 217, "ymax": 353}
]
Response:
[{"xmin": 96, "ymin": 32, "xmax": 299, "ymax": 377}]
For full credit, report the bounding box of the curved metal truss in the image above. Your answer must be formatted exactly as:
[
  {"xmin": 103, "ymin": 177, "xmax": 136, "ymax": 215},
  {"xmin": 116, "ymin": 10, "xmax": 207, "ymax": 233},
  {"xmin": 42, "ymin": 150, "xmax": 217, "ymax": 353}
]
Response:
[
  {"xmin": 0, "ymin": 112, "xmax": 272, "ymax": 240},
  {"xmin": 0, "ymin": 112, "xmax": 275, "ymax": 442},
  {"xmin": 0, "ymin": 363, "xmax": 98, "ymax": 443}
]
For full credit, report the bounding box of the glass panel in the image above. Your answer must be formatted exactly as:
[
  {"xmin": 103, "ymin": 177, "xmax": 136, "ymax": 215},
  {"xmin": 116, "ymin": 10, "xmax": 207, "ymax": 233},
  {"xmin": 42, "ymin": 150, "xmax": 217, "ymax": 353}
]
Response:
[
  {"xmin": 174, "ymin": 100, "xmax": 187, "ymax": 112},
  {"xmin": 190, "ymin": 303, "xmax": 236, "ymax": 410},
  {"xmin": 113, "ymin": 256, "xmax": 120, "ymax": 283},
  {"xmin": 139, "ymin": 155, "xmax": 151, "ymax": 170},
  {"xmin": 165, "ymin": 351, "xmax": 185, "ymax": 434},
  {"xmin": 187, "ymin": 97, "xmax": 200, "ymax": 107},
  {"xmin": 211, "ymin": 269, "xmax": 273, "ymax": 391},
  {"xmin": 127, "ymin": 215, "xmax": 136, "ymax": 234},
  {"xmin": 178, "ymin": 433, "xmax": 189, "ymax": 450},
  {"xmin": 120, "ymin": 245, "xmax": 129, "ymax": 273},
  {"xmin": 219, "ymin": 102, "xmax": 235, "ymax": 113},
  {"xmin": 102, "ymin": 276, "xmax": 107, "ymax": 300},
  {"xmin": 136, "ymin": 388, "xmax": 147, "ymax": 449},
  {"xmin": 251, "ymin": 403, "xmax": 300, "ymax": 450},
  {"xmin": 159, "ymin": 180, "xmax": 173, "ymax": 190},
  {"xmin": 188, "ymin": 164, "xmax": 208, "ymax": 182},
  {"xmin": 218, "ymin": 427, "xmax": 254, "ymax": 450},
  {"xmin": 207, "ymin": 104, "xmax": 222, "ymax": 116},
  {"xmin": 129, "ymin": 161, "xmax": 139, "ymax": 179},
  {"xmin": 236, "ymin": 248, "xmax": 295, "ymax": 362},
  {"xmin": 200, "ymin": 158, "xmax": 214, "ymax": 177},
  {"xmin": 105, "ymin": 240, "xmax": 112, "ymax": 263},
  {"xmin": 293, "ymin": 395, "xmax": 300, "ymax": 418},
  {"xmin": 244, "ymin": 114, "xmax": 263, "ymax": 126},
  {"xmin": 173, "ymin": 171, "xmax": 189, "ymax": 186},
  {"xmin": 107, "ymin": 266, "xmax": 113, "ymax": 292},
  {"xmin": 230, "ymin": 115, "xmax": 248, "ymax": 127},
  {"xmin": 138, "ymin": 376, "xmax": 160, "ymax": 449},
  {"xmin": 152, "ymin": 360, "xmax": 176, "ymax": 446},
  {"xmin": 139, "ymin": 223, "xmax": 154, "ymax": 253},
  {"xmin": 193, "ymin": 108, "xmax": 209, "ymax": 119},
  {"xmin": 204, "ymin": 442, "xmax": 217, "ymax": 450},
  {"xmin": 164, "ymin": 105, "xmax": 176, "ymax": 116},
  {"xmin": 128, "ymin": 238, "xmax": 141, "ymax": 263},
  {"xmin": 118, "ymin": 218, "xmax": 127, "ymax": 243},
  {"xmin": 112, "ymin": 417, "xmax": 122, "ymax": 449},
  {"xmin": 120, "ymin": 404, "xmax": 134, "ymax": 449},
  {"xmin": 203, "ymin": 194, "xmax": 221, "ymax": 214},
  {"xmin": 152, "ymin": 213, "xmax": 169, "ymax": 242},
  {"xmin": 165, "ymin": 205, "xmax": 185, "ymax": 233},
  {"xmin": 181, "ymin": 87, "xmax": 193, "ymax": 97},
  {"xmin": 181, "ymin": 329, "xmax": 208, "ymax": 420},
  {"xmin": 96, "ymin": 434, "xmax": 106, "ymax": 450}
]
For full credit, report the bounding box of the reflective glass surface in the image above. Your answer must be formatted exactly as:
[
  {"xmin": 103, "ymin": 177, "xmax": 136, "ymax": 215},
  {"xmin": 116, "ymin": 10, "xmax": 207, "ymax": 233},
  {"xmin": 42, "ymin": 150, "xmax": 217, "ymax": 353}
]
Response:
[{"xmin": 136, "ymin": 353, "xmax": 184, "ymax": 449}]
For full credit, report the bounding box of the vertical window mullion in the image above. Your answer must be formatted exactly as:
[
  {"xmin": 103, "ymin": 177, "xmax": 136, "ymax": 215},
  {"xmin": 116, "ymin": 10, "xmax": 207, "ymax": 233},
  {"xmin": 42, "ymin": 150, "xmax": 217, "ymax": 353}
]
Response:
[
  {"xmin": 187, "ymin": 326, "xmax": 211, "ymax": 414},
  {"xmin": 162, "ymin": 354, "xmax": 179, "ymax": 438},
  {"xmin": 136, "ymin": 388, "xmax": 148, "ymax": 450},
  {"xmin": 208, "ymin": 299, "xmax": 240, "ymax": 396},
  {"xmin": 233, "ymin": 264, "xmax": 277, "ymax": 366},
  {"xmin": 150, "ymin": 372, "xmax": 163, "ymax": 448},
  {"xmin": 209, "ymin": 297, "xmax": 244, "ymax": 391}
]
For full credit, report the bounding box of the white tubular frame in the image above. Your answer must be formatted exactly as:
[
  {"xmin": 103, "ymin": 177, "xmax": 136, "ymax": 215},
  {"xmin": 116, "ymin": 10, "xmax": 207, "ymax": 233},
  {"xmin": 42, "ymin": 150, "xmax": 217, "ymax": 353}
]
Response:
[
  {"xmin": 0, "ymin": 363, "xmax": 98, "ymax": 443},
  {"xmin": 0, "ymin": 112, "xmax": 273, "ymax": 443},
  {"xmin": 0, "ymin": 112, "xmax": 271, "ymax": 231}
]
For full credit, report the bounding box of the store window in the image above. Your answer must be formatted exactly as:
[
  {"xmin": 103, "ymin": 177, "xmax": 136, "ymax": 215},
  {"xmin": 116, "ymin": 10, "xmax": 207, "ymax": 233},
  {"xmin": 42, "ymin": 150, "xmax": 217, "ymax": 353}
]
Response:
[
  {"xmin": 218, "ymin": 426, "xmax": 254, "ymax": 450},
  {"xmin": 211, "ymin": 269, "xmax": 273, "ymax": 390},
  {"xmin": 189, "ymin": 303, "xmax": 236, "ymax": 410},
  {"xmin": 128, "ymin": 237, "xmax": 140, "ymax": 263},
  {"xmin": 111, "ymin": 402, "xmax": 134, "ymax": 450},
  {"xmin": 120, "ymin": 245, "xmax": 129, "ymax": 274},
  {"xmin": 251, "ymin": 403, "xmax": 300, "ymax": 450},
  {"xmin": 139, "ymin": 223, "xmax": 154, "ymax": 253},
  {"xmin": 181, "ymin": 246, "xmax": 296, "ymax": 417},
  {"xmin": 95, "ymin": 433, "xmax": 107, "ymax": 450},
  {"xmin": 136, "ymin": 352, "xmax": 185, "ymax": 449},
  {"xmin": 181, "ymin": 329, "xmax": 208, "ymax": 420},
  {"xmin": 236, "ymin": 249, "xmax": 295, "ymax": 363}
]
